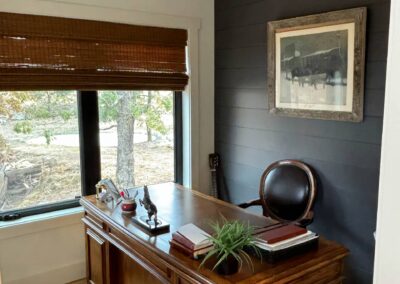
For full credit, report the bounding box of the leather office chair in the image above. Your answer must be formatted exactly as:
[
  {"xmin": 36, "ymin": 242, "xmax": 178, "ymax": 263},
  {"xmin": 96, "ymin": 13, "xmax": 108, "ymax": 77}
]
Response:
[{"xmin": 238, "ymin": 160, "xmax": 316, "ymax": 226}]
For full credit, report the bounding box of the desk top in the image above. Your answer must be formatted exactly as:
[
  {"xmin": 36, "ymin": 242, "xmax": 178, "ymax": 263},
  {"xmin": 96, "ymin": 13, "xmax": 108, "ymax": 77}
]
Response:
[{"xmin": 81, "ymin": 182, "xmax": 348, "ymax": 283}]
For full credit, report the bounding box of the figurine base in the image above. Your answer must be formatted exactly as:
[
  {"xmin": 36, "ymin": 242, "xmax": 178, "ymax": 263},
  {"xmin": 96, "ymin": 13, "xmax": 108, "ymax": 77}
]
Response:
[{"xmin": 132, "ymin": 215, "xmax": 170, "ymax": 233}]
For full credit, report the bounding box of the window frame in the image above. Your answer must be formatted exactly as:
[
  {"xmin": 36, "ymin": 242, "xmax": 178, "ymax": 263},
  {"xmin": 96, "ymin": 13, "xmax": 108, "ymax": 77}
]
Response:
[
  {"xmin": 174, "ymin": 91, "xmax": 183, "ymax": 185},
  {"xmin": 0, "ymin": 90, "xmax": 183, "ymax": 220},
  {"xmin": 78, "ymin": 90, "xmax": 101, "ymax": 196}
]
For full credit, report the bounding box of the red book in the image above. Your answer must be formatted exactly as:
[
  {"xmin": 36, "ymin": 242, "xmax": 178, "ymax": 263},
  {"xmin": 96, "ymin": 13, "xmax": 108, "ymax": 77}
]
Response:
[
  {"xmin": 255, "ymin": 224, "xmax": 307, "ymax": 244},
  {"xmin": 169, "ymin": 240, "xmax": 212, "ymax": 258},
  {"xmin": 170, "ymin": 239, "xmax": 193, "ymax": 256},
  {"xmin": 172, "ymin": 232, "xmax": 211, "ymax": 251}
]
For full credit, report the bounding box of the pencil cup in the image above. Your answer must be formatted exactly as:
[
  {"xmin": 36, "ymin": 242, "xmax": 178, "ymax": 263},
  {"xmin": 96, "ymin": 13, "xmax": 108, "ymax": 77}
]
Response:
[{"xmin": 121, "ymin": 199, "xmax": 137, "ymax": 213}]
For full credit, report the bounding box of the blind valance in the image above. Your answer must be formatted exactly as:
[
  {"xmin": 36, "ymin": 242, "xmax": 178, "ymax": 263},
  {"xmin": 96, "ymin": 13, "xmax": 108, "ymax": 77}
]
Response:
[{"xmin": 0, "ymin": 12, "xmax": 189, "ymax": 91}]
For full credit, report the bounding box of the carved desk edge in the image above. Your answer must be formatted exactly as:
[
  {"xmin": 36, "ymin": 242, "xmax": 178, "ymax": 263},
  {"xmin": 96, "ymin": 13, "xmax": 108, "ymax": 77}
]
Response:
[
  {"xmin": 80, "ymin": 184, "xmax": 220, "ymax": 283},
  {"xmin": 80, "ymin": 183, "xmax": 349, "ymax": 283}
]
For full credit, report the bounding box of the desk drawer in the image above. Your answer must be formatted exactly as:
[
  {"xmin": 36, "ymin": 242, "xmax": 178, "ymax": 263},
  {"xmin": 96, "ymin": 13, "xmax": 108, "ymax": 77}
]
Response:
[
  {"xmin": 85, "ymin": 212, "xmax": 105, "ymax": 229},
  {"xmin": 108, "ymin": 242, "xmax": 170, "ymax": 284},
  {"xmin": 108, "ymin": 229, "xmax": 172, "ymax": 281}
]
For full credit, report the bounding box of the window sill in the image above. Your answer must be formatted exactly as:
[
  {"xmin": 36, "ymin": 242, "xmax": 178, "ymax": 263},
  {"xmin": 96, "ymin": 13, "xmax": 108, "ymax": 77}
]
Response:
[{"xmin": 0, "ymin": 206, "xmax": 84, "ymax": 240}]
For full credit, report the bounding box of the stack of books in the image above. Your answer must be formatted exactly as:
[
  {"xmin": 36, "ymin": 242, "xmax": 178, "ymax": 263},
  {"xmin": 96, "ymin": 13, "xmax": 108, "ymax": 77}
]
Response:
[
  {"xmin": 253, "ymin": 224, "xmax": 319, "ymax": 261},
  {"xmin": 170, "ymin": 223, "xmax": 213, "ymax": 259}
]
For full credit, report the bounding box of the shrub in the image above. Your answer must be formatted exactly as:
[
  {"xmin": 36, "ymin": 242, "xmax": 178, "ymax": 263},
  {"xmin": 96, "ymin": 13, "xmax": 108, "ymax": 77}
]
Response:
[
  {"xmin": 26, "ymin": 106, "xmax": 52, "ymax": 119},
  {"xmin": 13, "ymin": 121, "xmax": 33, "ymax": 134},
  {"xmin": 60, "ymin": 110, "xmax": 73, "ymax": 122},
  {"xmin": 43, "ymin": 129, "xmax": 55, "ymax": 146}
]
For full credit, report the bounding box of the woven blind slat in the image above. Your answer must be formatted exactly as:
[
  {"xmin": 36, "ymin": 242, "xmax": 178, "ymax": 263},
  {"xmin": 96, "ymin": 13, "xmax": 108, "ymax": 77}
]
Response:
[{"xmin": 0, "ymin": 12, "xmax": 189, "ymax": 90}]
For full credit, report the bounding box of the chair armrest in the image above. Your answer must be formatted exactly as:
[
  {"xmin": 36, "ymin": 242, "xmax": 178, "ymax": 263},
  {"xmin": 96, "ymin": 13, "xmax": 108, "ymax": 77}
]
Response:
[{"xmin": 237, "ymin": 199, "xmax": 262, "ymax": 209}]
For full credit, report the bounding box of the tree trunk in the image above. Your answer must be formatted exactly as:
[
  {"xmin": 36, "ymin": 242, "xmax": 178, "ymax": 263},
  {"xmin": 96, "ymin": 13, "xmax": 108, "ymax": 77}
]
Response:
[
  {"xmin": 146, "ymin": 91, "xmax": 153, "ymax": 142},
  {"xmin": 46, "ymin": 91, "xmax": 51, "ymax": 112},
  {"xmin": 116, "ymin": 91, "xmax": 135, "ymax": 188},
  {"xmin": 147, "ymin": 127, "xmax": 152, "ymax": 142},
  {"xmin": 0, "ymin": 165, "xmax": 7, "ymax": 209}
]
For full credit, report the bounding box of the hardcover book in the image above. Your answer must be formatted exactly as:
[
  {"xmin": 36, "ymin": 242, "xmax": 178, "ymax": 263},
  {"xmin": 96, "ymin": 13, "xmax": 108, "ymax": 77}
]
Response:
[
  {"xmin": 169, "ymin": 240, "xmax": 213, "ymax": 259},
  {"xmin": 176, "ymin": 223, "xmax": 212, "ymax": 250},
  {"xmin": 172, "ymin": 232, "xmax": 212, "ymax": 251},
  {"xmin": 255, "ymin": 224, "xmax": 307, "ymax": 244}
]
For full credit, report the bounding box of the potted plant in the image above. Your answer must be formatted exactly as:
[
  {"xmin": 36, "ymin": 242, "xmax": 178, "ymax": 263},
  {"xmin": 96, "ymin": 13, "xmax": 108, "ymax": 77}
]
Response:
[{"xmin": 199, "ymin": 217, "xmax": 260, "ymax": 275}]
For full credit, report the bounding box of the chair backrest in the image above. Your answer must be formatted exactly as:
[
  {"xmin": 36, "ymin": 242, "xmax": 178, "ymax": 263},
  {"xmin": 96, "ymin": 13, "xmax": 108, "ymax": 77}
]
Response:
[{"xmin": 259, "ymin": 160, "xmax": 316, "ymax": 223}]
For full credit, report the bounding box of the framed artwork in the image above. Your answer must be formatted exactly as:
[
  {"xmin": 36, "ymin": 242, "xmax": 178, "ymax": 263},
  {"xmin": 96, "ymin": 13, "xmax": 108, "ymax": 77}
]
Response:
[{"xmin": 267, "ymin": 8, "xmax": 366, "ymax": 122}]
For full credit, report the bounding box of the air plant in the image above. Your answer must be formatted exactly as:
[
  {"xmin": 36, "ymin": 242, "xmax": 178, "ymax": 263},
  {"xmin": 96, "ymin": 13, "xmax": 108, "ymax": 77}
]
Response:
[{"xmin": 199, "ymin": 216, "xmax": 261, "ymax": 273}]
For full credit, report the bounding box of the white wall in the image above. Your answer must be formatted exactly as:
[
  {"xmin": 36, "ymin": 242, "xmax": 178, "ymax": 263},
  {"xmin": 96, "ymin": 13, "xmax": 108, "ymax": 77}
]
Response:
[
  {"xmin": 373, "ymin": 0, "xmax": 400, "ymax": 283},
  {"xmin": 0, "ymin": 209, "xmax": 85, "ymax": 284},
  {"xmin": 0, "ymin": 0, "xmax": 214, "ymax": 282}
]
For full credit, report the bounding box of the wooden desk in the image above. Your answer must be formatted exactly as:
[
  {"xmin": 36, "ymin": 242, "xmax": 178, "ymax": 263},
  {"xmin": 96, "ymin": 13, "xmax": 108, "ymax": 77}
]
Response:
[{"xmin": 80, "ymin": 183, "xmax": 348, "ymax": 284}]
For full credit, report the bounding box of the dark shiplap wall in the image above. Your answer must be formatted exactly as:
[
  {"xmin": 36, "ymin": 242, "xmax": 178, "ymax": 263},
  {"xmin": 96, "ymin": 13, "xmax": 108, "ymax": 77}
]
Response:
[{"xmin": 215, "ymin": 0, "xmax": 390, "ymax": 283}]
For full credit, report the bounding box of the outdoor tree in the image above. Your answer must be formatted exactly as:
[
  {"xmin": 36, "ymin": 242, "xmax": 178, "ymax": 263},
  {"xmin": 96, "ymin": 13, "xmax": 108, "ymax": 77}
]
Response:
[
  {"xmin": 98, "ymin": 90, "xmax": 173, "ymax": 188},
  {"xmin": 116, "ymin": 91, "xmax": 136, "ymax": 188},
  {"xmin": 99, "ymin": 91, "xmax": 136, "ymax": 188},
  {"xmin": 139, "ymin": 91, "xmax": 173, "ymax": 142},
  {"xmin": 0, "ymin": 90, "xmax": 77, "ymax": 144},
  {"xmin": 23, "ymin": 91, "xmax": 76, "ymax": 145},
  {"xmin": 0, "ymin": 91, "xmax": 32, "ymax": 119},
  {"xmin": 0, "ymin": 91, "xmax": 32, "ymax": 166},
  {"xmin": 25, "ymin": 91, "xmax": 76, "ymax": 121}
]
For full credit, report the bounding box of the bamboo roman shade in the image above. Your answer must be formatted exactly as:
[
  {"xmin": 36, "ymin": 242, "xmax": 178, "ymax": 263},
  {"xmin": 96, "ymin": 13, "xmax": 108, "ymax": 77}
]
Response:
[{"xmin": 0, "ymin": 12, "xmax": 188, "ymax": 90}]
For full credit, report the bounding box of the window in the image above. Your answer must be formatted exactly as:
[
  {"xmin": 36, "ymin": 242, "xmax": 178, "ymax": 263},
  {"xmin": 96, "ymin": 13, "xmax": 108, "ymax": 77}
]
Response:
[
  {"xmin": 0, "ymin": 12, "xmax": 188, "ymax": 219},
  {"xmin": 98, "ymin": 91, "xmax": 175, "ymax": 188},
  {"xmin": 0, "ymin": 91, "xmax": 81, "ymax": 216},
  {"xmin": 0, "ymin": 90, "xmax": 182, "ymax": 219}
]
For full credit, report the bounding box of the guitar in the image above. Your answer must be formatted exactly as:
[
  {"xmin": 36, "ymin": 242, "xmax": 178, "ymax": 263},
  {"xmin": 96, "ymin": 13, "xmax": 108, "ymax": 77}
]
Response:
[{"xmin": 209, "ymin": 153, "xmax": 220, "ymax": 198}]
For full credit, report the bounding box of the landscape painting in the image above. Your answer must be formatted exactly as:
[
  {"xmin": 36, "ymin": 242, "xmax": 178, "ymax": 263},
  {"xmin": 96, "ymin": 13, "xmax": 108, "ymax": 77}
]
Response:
[
  {"xmin": 267, "ymin": 8, "xmax": 366, "ymax": 122},
  {"xmin": 277, "ymin": 25, "xmax": 353, "ymax": 112}
]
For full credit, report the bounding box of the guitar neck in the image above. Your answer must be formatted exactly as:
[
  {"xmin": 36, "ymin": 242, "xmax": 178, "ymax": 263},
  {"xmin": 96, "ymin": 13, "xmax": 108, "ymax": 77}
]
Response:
[
  {"xmin": 210, "ymin": 171, "xmax": 218, "ymax": 198},
  {"xmin": 209, "ymin": 153, "xmax": 220, "ymax": 198}
]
